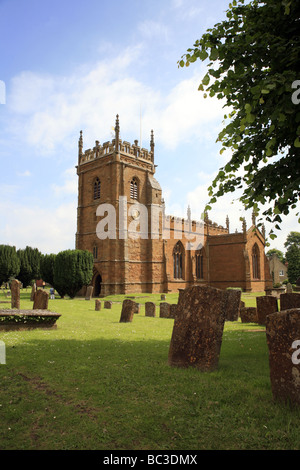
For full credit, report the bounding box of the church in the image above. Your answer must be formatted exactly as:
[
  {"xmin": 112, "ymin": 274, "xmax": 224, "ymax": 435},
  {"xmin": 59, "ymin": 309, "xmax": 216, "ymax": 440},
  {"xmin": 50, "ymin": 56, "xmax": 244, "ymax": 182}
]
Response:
[{"xmin": 75, "ymin": 115, "xmax": 273, "ymax": 296}]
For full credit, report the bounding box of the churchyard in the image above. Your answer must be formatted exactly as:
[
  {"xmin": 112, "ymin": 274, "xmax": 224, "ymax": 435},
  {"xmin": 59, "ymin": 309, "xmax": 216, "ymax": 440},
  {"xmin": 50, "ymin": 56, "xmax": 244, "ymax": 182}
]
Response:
[{"xmin": 0, "ymin": 287, "xmax": 300, "ymax": 450}]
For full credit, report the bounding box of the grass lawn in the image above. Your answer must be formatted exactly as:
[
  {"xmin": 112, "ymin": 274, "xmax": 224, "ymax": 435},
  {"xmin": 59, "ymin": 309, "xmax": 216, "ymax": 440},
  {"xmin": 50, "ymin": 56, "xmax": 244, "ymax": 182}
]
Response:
[{"xmin": 0, "ymin": 289, "xmax": 299, "ymax": 450}]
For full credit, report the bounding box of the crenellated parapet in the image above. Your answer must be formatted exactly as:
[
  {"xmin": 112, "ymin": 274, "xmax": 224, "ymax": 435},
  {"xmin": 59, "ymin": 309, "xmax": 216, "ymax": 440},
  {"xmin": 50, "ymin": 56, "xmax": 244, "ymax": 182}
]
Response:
[{"xmin": 78, "ymin": 115, "xmax": 154, "ymax": 166}]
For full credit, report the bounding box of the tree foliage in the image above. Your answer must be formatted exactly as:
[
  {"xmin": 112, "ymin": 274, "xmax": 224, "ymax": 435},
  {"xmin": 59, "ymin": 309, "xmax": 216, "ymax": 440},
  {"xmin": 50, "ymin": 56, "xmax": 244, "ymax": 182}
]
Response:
[
  {"xmin": 53, "ymin": 249, "xmax": 94, "ymax": 298},
  {"xmin": 17, "ymin": 246, "xmax": 42, "ymax": 288},
  {"xmin": 40, "ymin": 253, "xmax": 56, "ymax": 287},
  {"xmin": 0, "ymin": 245, "xmax": 20, "ymax": 286},
  {"xmin": 179, "ymin": 0, "xmax": 300, "ymax": 238},
  {"xmin": 285, "ymin": 231, "xmax": 300, "ymax": 283}
]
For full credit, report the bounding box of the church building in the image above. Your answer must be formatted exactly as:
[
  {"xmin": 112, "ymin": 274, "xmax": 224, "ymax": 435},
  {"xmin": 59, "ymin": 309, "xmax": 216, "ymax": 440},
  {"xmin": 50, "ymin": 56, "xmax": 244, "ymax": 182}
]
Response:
[{"xmin": 75, "ymin": 115, "xmax": 272, "ymax": 296}]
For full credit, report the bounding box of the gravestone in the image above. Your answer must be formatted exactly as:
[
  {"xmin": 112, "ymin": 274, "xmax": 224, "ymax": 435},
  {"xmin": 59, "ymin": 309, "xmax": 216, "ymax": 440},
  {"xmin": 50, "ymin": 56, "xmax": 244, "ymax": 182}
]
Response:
[
  {"xmin": 30, "ymin": 283, "xmax": 36, "ymax": 301},
  {"xmin": 95, "ymin": 300, "xmax": 101, "ymax": 311},
  {"xmin": 240, "ymin": 307, "xmax": 257, "ymax": 323},
  {"xmin": 168, "ymin": 285, "xmax": 228, "ymax": 371},
  {"xmin": 280, "ymin": 293, "xmax": 300, "ymax": 311},
  {"xmin": 85, "ymin": 285, "xmax": 93, "ymax": 300},
  {"xmin": 119, "ymin": 299, "xmax": 135, "ymax": 323},
  {"xmin": 266, "ymin": 308, "xmax": 300, "ymax": 405},
  {"xmin": 224, "ymin": 289, "xmax": 242, "ymax": 321},
  {"xmin": 256, "ymin": 295, "xmax": 278, "ymax": 325},
  {"xmin": 11, "ymin": 279, "xmax": 21, "ymax": 309},
  {"xmin": 161, "ymin": 294, "xmax": 166, "ymax": 301},
  {"xmin": 33, "ymin": 289, "xmax": 49, "ymax": 310},
  {"xmin": 160, "ymin": 302, "xmax": 171, "ymax": 318},
  {"xmin": 104, "ymin": 301, "xmax": 112, "ymax": 309},
  {"xmin": 145, "ymin": 302, "xmax": 156, "ymax": 317},
  {"xmin": 286, "ymin": 283, "xmax": 293, "ymax": 294}
]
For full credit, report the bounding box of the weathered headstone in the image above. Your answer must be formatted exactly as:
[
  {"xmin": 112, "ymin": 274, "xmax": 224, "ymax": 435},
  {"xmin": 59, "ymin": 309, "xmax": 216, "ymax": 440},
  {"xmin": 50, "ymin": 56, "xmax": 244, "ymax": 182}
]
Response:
[
  {"xmin": 168, "ymin": 285, "xmax": 228, "ymax": 371},
  {"xmin": 145, "ymin": 302, "xmax": 156, "ymax": 317},
  {"xmin": 95, "ymin": 299, "xmax": 101, "ymax": 311},
  {"xmin": 11, "ymin": 279, "xmax": 21, "ymax": 309},
  {"xmin": 85, "ymin": 285, "xmax": 93, "ymax": 300},
  {"xmin": 224, "ymin": 289, "xmax": 242, "ymax": 321},
  {"xmin": 266, "ymin": 308, "xmax": 300, "ymax": 405},
  {"xmin": 256, "ymin": 295, "xmax": 278, "ymax": 325},
  {"xmin": 119, "ymin": 299, "xmax": 135, "ymax": 323},
  {"xmin": 30, "ymin": 283, "xmax": 36, "ymax": 301},
  {"xmin": 280, "ymin": 293, "xmax": 300, "ymax": 311},
  {"xmin": 160, "ymin": 302, "xmax": 171, "ymax": 318},
  {"xmin": 240, "ymin": 307, "xmax": 257, "ymax": 323},
  {"xmin": 104, "ymin": 301, "xmax": 112, "ymax": 309},
  {"xmin": 286, "ymin": 283, "xmax": 293, "ymax": 294},
  {"xmin": 33, "ymin": 289, "xmax": 49, "ymax": 310}
]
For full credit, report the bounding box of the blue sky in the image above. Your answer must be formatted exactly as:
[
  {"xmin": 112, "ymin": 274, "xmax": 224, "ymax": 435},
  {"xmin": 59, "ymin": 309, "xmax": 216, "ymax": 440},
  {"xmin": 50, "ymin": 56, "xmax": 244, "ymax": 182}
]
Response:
[{"xmin": 0, "ymin": 0, "xmax": 298, "ymax": 254}]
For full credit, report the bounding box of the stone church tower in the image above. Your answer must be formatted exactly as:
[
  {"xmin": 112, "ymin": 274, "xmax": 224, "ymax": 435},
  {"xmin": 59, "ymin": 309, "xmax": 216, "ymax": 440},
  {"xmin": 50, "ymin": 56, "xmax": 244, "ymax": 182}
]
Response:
[
  {"xmin": 76, "ymin": 115, "xmax": 166, "ymax": 296},
  {"xmin": 76, "ymin": 115, "xmax": 273, "ymax": 296}
]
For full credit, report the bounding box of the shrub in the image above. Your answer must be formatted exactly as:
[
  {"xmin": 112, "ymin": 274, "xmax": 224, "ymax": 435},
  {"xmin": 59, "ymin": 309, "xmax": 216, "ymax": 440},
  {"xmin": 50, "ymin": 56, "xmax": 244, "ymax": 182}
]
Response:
[{"xmin": 53, "ymin": 249, "xmax": 94, "ymax": 298}]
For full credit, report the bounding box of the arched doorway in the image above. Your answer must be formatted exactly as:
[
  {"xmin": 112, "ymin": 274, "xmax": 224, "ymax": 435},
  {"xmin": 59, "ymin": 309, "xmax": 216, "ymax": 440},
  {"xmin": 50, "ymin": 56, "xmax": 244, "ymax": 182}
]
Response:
[{"xmin": 94, "ymin": 274, "xmax": 102, "ymax": 297}]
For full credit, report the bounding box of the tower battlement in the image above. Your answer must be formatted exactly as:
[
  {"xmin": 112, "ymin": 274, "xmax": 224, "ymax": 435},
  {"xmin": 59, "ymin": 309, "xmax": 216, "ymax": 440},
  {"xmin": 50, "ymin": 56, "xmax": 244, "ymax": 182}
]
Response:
[{"xmin": 78, "ymin": 115, "xmax": 154, "ymax": 167}]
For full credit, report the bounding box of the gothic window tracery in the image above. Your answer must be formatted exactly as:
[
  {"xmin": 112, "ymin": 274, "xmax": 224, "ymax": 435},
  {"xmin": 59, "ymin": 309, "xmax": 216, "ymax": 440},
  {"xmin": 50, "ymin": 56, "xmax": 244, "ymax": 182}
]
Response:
[
  {"xmin": 173, "ymin": 242, "xmax": 184, "ymax": 279},
  {"xmin": 252, "ymin": 243, "xmax": 260, "ymax": 279}
]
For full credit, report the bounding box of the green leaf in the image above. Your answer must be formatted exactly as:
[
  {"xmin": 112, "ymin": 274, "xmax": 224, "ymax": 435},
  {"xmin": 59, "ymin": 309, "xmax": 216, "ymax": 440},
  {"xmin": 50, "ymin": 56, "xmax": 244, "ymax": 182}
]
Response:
[
  {"xmin": 202, "ymin": 73, "xmax": 210, "ymax": 86},
  {"xmin": 294, "ymin": 137, "xmax": 300, "ymax": 148}
]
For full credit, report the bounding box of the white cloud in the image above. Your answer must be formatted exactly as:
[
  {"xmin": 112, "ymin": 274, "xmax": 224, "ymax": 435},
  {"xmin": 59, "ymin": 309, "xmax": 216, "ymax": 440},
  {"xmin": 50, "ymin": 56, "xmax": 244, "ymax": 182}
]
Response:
[
  {"xmin": 0, "ymin": 200, "xmax": 77, "ymax": 254},
  {"xmin": 6, "ymin": 48, "xmax": 224, "ymax": 155}
]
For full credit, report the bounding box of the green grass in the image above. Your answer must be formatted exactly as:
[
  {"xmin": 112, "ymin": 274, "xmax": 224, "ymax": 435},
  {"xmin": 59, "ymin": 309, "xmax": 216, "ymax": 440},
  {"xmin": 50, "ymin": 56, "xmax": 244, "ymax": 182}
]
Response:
[{"xmin": 0, "ymin": 289, "xmax": 299, "ymax": 450}]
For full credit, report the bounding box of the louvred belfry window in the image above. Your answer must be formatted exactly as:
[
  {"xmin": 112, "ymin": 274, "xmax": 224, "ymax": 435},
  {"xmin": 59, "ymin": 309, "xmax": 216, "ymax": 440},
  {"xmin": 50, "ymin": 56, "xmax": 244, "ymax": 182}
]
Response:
[
  {"xmin": 94, "ymin": 178, "xmax": 101, "ymax": 200},
  {"xmin": 130, "ymin": 178, "xmax": 138, "ymax": 200}
]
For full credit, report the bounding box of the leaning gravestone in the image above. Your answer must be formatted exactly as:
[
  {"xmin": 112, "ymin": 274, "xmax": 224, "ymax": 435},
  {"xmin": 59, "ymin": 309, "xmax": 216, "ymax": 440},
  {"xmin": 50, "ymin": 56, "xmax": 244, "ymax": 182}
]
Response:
[
  {"xmin": 119, "ymin": 299, "xmax": 135, "ymax": 323},
  {"xmin": 95, "ymin": 300, "xmax": 101, "ymax": 311},
  {"xmin": 33, "ymin": 289, "xmax": 49, "ymax": 310},
  {"xmin": 280, "ymin": 293, "xmax": 300, "ymax": 311},
  {"xmin": 159, "ymin": 302, "xmax": 171, "ymax": 318},
  {"xmin": 104, "ymin": 301, "xmax": 112, "ymax": 309},
  {"xmin": 256, "ymin": 295, "xmax": 278, "ymax": 325},
  {"xmin": 224, "ymin": 289, "xmax": 242, "ymax": 321},
  {"xmin": 168, "ymin": 285, "xmax": 229, "ymax": 371},
  {"xmin": 85, "ymin": 285, "xmax": 93, "ymax": 300},
  {"xmin": 145, "ymin": 302, "xmax": 156, "ymax": 317},
  {"xmin": 240, "ymin": 307, "xmax": 257, "ymax": 323},
  {"xmin": 11, "ymin": 279, "xmax": 21, "ymax": 309},
  {"xmin": 266, "ymin": 308, "xmax": 300, "ymax": 405}
]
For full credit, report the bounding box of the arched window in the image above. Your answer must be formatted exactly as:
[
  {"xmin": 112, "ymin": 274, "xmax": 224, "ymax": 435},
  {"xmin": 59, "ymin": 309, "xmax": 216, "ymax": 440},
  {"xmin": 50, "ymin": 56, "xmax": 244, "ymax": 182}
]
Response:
[
  {"xmin": 94, "ymin": 178, "xmax": 101, "ymax": 200},
  {"xmin": 252, "ymin": 243, "xmax": 260, "ymax": 279},
  {"xmin": 173, "ymin": 242, "xmax": 184, "ymax": 279},
  {"xmin": 196, "ymin": 249, "xmax": 204, "ymax": 279},
  {"xmin": 130, "ymin": 178, "xmax": 138, "ymax": 200}
]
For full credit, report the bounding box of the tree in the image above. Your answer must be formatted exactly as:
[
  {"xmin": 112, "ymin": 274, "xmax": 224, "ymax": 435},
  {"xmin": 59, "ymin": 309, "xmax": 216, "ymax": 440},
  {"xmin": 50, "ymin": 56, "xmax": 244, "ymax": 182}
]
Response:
[
  {"xmin": 40, "ymin": 253, "xmax": 56, "ymax": 287},
  {"xmin": 0, "ymin": 245, "xmax": 20, "ymax": 286},
  {"xmin": 17, "ymin": 246, "xmax": 42, "ymax": 288},
  {"xmin": 284, "ymin": 231, "xmax": 300, "ymax": 251},
  {"xmin": 285, "ymin": 231, "xmax": 300, "ymax": 283},
  {"xmin": 179, "ymin": 0, "xmax": 300, "ymax": 239},
  {"xmin": 53, "ymin": 249, "xmax": 94, "ymax": 298}
]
